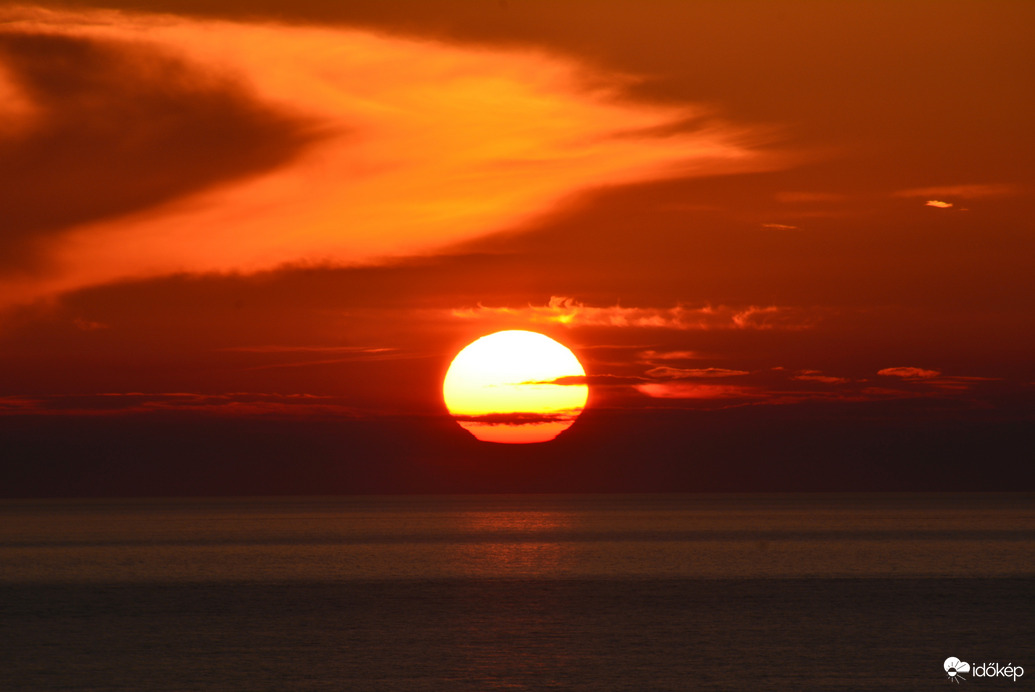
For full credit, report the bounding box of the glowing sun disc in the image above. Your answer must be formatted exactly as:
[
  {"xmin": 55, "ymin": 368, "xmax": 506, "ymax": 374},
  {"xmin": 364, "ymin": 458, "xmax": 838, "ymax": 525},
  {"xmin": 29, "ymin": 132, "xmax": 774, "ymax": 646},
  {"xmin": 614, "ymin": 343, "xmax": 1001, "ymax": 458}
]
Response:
[{"xmin": 443, "ymin": 330, "xmax": 588, "ymax": 444}]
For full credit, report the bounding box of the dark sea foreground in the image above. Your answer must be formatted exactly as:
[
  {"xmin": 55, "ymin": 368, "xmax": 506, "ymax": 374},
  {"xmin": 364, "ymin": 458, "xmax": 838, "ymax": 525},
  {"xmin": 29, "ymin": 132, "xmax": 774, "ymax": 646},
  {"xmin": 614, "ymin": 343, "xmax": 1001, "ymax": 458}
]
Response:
[
  {"xmin": 2, "ymin": 578, "xmax": 1034, "ymax": 691},
  {"xmin": 1, "ymin": 494, "xmax": 1032, "ymax": 690}
]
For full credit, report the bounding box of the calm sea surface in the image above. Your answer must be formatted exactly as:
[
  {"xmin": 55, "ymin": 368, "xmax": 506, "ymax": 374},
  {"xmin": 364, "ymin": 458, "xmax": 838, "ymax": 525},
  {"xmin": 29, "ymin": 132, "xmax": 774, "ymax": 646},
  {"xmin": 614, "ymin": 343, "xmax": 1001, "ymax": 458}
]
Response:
[{"xmin": 1, "ymin": 494, "xmax": 1033, "ymax": 690}]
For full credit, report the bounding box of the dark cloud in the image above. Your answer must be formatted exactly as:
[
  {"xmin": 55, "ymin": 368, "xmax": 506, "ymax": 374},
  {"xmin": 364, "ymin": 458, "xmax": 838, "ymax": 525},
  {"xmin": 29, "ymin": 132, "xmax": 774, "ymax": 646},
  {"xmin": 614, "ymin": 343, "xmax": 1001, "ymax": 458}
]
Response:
[
  {"xmin": 0, "ymin": 31, "xmax": 323, "ymax": 273},
  {"xmin": 450, "ymin": 412, "xmax": 574, "ymax": 425}
]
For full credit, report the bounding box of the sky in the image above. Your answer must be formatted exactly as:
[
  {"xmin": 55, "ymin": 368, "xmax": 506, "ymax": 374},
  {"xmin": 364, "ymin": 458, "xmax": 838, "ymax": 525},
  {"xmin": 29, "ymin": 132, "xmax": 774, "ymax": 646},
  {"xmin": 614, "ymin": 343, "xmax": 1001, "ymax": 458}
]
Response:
[{"xmin": 1, "ymin": 0, "xmax": 1033, "ymax": 495}]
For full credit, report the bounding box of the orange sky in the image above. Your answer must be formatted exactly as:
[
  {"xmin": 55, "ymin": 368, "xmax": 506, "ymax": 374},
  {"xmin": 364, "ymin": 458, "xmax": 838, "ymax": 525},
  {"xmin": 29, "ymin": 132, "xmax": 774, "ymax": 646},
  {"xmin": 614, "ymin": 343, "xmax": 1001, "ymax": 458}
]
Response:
[{"xmin": 1, "ymin": 1, "xmax": 1033, "ymax": 494}]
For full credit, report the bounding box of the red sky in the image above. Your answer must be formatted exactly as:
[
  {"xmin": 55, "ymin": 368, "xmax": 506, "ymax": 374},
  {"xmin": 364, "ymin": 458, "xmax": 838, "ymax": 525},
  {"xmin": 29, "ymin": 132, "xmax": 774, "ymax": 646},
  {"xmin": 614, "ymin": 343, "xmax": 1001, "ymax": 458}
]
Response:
[{"xmin": 1, "ymin": 1, "xmax": 1033, "ymax": 495}]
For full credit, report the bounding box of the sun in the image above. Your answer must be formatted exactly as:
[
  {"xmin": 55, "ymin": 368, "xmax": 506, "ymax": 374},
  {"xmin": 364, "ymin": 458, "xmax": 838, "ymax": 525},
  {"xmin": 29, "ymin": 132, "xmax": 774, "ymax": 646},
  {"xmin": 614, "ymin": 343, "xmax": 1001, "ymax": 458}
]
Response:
[{"xmin": 443, "ymin": 330, "xmax": 588, "ymax": 444}]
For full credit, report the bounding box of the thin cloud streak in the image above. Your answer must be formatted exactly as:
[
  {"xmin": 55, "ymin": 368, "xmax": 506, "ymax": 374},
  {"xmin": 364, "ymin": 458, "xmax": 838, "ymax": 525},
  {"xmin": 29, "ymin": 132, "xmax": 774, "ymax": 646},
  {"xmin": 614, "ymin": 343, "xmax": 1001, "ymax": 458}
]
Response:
[
  {"xmin": 645, "ymin": 366, "xmax": 750, "ymax": 379},
  {"xmin": 0, "ymin": 392, "xmax": 361, "ymax": 417},
  {"xmin": 895, "ymin": 183, "xmax": 1020, "ymax": 199},
  {"xmin": 638, "ymin": 350, "xmax": 700, "ymax": 361},
  {"xmin": 793, "ymin": 373, "xmax": 850, "ymax": 384},
  {"xmin": 452, "ymin": 296, "xmax": 821, "ymax": 330},
  {"xmin": 636, "ymin": 382, "xmax": 757, "ymax": 400},
  {"xmin": 219, "ymin": 346, "xmax": 394, "ymax": 354},
  {"xmin": 878, "ymin": 366, "xmax": 941, "ymax": 379}
]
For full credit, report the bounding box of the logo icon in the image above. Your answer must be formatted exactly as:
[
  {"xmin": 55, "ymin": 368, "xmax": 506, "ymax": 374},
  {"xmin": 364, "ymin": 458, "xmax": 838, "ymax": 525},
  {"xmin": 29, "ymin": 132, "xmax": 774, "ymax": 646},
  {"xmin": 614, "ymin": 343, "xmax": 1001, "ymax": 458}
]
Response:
[{"xmin": 945, "ymin": 657, "xmax": 971, "ymax": 683}]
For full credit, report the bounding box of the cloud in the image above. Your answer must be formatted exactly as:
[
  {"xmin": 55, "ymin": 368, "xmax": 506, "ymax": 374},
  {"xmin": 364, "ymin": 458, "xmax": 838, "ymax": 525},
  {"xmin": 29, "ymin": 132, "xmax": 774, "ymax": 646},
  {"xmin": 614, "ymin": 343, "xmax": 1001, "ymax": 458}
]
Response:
[
  {"xmin": 878, "ymin": 366, "xmax": 941, "ymax": 379},
  {"xmin": 240, "ymin": 356, "xmax": 409, "ymax": 371},
  {"xmin": 0, "ymin": 396, "xmax": 38, "ymax": 412},
  {"xmin": 529, "ymin": 374, "xmax": 647, "ymax": 387},
  {"xmin": 71, "ymin": 317, "xmax": 107, "ymax": 331},
  {"xmin": 0, "ymin": 392, "xmax": 360, "ymax": 416},
  {"xmin": 638, "ymin": 350, "xmax": 699, "ymax": 361},
  {"xmin": 645, "ymin": 366, "xmax": 750, "ymax": 378},
  {"xmin": 895, "ymin": 183, "xmax": 1020, "ymax": 199},
  {"xmin": 452, "ymin": 296, "xmax": 820, "ymax": 330},
  {"xmin": 449, "ymin": 411, "xmax": 578, "ymax": 425},
  {"xmin": 635, "ymin": 382, "xmax": 757, "ymax": 400},
  {"xmin": 761, "ymin": 223, "xmax": 798, "ymax": 230},
  {"xmin": 0, "ymin": 30, "xmax": 320, "ymax": 274},
  {"xmin": 924, "ymin": 200, "xmax": 953, "ymax": 208},
  {"xmin": 511, "ymin": 348, "xmax": 1008, "ymax": 410},
  {"xmin": 876, "ymin": 368, "xmax": 1001, "ymax": 393},
  {"xmin": 0, "ymin": 6, "xmax": 775, "ymax": 307},
  {"xmin": 793, "ymin": 373, "xmax": 850, "ymax": 384},
  {"xmin": 214, "ymin": 345, "xmax": 411, "ymax": 371},
  {"xmin": 220, "ymin": 345, "xmax": 394, "ymax": 354}
]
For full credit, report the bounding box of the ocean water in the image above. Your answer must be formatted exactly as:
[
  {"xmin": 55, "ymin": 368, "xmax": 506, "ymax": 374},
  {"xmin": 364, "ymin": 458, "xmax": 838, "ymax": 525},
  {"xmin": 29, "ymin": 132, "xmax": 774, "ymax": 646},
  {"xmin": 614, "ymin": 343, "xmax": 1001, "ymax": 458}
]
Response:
[{"xmin": 1, "ymin": 494, "xmax": 1032, "ymax": 690}]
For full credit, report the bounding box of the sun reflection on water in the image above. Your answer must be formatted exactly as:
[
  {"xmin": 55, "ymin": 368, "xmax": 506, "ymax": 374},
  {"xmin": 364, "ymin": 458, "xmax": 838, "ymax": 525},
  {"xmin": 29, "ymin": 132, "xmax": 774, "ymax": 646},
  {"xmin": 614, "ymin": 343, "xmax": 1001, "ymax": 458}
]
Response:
[{"xmin": 449, "ymin": 510, "xmax": 575, "ymax": 578}]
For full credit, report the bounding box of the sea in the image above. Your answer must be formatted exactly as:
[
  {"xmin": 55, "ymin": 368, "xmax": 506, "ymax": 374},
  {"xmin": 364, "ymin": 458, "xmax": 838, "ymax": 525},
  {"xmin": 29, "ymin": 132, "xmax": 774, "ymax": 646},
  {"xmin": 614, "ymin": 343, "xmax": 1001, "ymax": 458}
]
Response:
[{"xmin": 1, "ymin": 493, "xmax": 1032, "ymax": 691}]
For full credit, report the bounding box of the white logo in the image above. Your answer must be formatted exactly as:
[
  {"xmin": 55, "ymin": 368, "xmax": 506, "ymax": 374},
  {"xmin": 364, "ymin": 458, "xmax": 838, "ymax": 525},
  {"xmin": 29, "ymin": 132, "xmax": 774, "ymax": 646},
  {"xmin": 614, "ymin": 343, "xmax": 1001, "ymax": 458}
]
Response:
[
  {"xmin": 943, "ymin": 657, "xmax": 1025, "ymax": 683},
  {"xmin": 945, "ymin": 657, "xmax": 971, "ymax": 683}
]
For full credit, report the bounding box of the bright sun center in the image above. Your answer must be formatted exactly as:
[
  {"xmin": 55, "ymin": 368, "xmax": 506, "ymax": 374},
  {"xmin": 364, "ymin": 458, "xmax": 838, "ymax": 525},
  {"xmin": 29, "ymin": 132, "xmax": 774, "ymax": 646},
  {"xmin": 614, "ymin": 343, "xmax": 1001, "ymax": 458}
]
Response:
[{"xmin": 443, "ymin": 330, "xmax": 588, "ymax": 444}]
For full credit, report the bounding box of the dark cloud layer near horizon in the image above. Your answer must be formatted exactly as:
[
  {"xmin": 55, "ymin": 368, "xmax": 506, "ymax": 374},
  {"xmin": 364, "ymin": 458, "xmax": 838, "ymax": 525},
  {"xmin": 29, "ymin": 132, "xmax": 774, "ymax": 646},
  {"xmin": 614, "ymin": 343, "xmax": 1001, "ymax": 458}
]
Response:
[{"xmin": 2, "ymin": 407, "xmax": 1032, "ymax": 497}]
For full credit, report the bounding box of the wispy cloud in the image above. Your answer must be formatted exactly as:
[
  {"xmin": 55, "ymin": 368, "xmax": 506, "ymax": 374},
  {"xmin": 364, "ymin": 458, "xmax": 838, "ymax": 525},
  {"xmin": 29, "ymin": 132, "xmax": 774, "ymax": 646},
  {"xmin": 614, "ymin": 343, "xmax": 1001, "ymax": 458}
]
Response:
[
  {"xmin": 638, "ymin": 350, "xmax": 700, "ymax": 361},
  {"xmin": 793, "ymin": 370, "xmax": 850, "ymax": 384},
  {"xmin": 529, "ymin": 374, "xmax": 648, "ymax": 387},
  {"xmin": 878, "ymin": 366, "xmax": 941, "ymax": 379},
  {"xmin": 71, "ymin": 317, "xmax": 108, "ymax": 331},
  {"xmin": 645, "ymin": 366, "xmax": 750, "ymax": 378},
  {"xmin": 0, "ymin": 25, "xmax": 321, "ymax": 278},
  {"xmin": 636, "ymin": 382, "xmax": 757, "ymax": 400},
  {"xmin": 924, "ymin": 200, "xmax": 953, "ymax": 208},
  {"xmin": 895, "ymin": 183, "xmax": 1020, "ymax": 199},
  {"xmin": 217, "ymin": 346, "xmax": 414, "ymax": 371},
  {"xmin": 0, "ymin": 6, "xmax": 776, "ymax": 307},
  {"xmin": 220, "ymin": 345, "xmax": 393, "ymax": 354},
  {"xmin": 584, "ymin": 355, "xmax": 1010, "ymax": 407},
  {"xmin": 876, "ymin": 366, "xmax": 1003, "ymax": 392},
  {"xmin": 0, "ymin": 392, "xmax": 360, "ymax": 416},
  {"xmin": 452, "ymin": 296, "xmax": 821, "ymax": 330}
]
